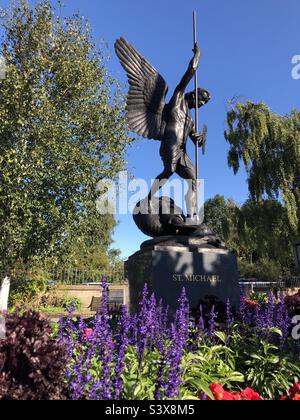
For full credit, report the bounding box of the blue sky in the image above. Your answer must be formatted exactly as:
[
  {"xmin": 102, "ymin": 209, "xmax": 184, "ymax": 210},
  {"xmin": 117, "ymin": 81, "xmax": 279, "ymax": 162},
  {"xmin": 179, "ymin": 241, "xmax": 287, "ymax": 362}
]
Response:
[{"xmin": 1, "ymin": 0, "xmax": 300, "ymax": 258}]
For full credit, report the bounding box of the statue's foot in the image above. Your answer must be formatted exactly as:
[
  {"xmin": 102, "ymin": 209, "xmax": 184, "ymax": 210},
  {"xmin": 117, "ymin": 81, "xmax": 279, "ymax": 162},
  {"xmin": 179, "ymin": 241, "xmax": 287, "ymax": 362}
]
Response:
[{"xmin": 185, "ymin": 214, "xmax": 200, "ymax": 226}]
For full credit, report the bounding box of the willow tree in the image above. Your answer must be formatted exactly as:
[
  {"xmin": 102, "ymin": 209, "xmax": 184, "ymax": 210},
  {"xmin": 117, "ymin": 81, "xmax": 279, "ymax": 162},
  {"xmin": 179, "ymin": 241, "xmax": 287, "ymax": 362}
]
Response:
[
  {"xmin": 225, "ymin": 101, "xmax": 300, "ymax": 236},
  {"xmin": 204, "ymin": 194, "xmax": 242, "ymax": 254},
  {"xmin": 0, "ymin": 0, "xmax": 131, "ymax": 307},
  {"xmin": 239, "ymin": 199, "xmax": 294, "ymax": 269}
]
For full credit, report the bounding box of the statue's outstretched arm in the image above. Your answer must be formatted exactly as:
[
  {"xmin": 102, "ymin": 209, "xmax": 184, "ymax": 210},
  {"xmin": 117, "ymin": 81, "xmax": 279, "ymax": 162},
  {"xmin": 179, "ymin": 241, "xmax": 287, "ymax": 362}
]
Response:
[{"xmin": 174, "ymin": 45, "xmax": 201, "ymax": 93}]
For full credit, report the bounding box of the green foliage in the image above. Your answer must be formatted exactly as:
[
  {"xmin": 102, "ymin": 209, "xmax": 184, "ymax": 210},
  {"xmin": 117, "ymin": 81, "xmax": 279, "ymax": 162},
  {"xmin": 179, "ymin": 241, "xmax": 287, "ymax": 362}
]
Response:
[
  {"xmin": 229, "ymin": 326, "xmax": 300, "ymax": 400},
  {"xmin": 121, "ymin": 345, "xmax": 161, "ymax": 400},
  {"xmin": 243, "ymin": 337, "xmax": 300, "ymax": 399},
  {"xmin": 120, "ymin": 340, "xmax": 244, "ymax": 400},
  {"xmin": 238, "ymin": 259, "xmax": 282, "ymax": 282},
  {"xmin": 0, "ymin": 0, "xmax": 131, "ymax": 274},
  {"xmin": 239, "ymin": 199, "xmax": 294, "ymax": 269},
  {"xmin": 225, "ymin": 101, "xmax": 300, "ymax": 236},
  {"xmin": 205, "ymin": 194, "xmax": 295, "ymax": 277},
  {"xmin": 204, "ymin": 195, "xmax": 240, "ymax": 252},
  {"xmin": 9, "ymin": 265, "xmax": 48, "ymax": 308},
  {"xmin": 62, "ymin": 296, "xmax": 82, "ymax": 312},
  {"xmin": 181, "ymin": 343, "xmax": 244, "ymax": 398},
  {"xmin": 248, "ymin": 291, "xmax": 268, "ymax": 304},
  {"xmin": 38, "ymin": 295, "xmax": 82, "ymax": 315}
]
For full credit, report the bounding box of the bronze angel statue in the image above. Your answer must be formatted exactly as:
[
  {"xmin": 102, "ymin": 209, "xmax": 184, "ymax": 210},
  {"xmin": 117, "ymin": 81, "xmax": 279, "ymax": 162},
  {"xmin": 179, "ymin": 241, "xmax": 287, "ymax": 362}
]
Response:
[{"xmin": 115, "ymin": 37, "xmax": 210, "ymax": 233}]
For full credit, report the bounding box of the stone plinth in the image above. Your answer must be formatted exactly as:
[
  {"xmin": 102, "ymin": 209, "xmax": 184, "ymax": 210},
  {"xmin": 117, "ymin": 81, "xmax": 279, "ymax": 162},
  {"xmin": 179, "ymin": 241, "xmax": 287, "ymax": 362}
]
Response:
[{"xmin": 125, "ymin": 243, "xmax": 240, "ymax": 315}]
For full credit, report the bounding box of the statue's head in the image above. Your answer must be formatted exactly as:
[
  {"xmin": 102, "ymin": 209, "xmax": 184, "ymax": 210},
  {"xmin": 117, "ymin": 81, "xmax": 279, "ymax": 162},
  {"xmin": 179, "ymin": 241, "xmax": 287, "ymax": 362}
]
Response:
[{"xmin": 186, "ymin": 88, "xmax": 211, "ymax": 109}]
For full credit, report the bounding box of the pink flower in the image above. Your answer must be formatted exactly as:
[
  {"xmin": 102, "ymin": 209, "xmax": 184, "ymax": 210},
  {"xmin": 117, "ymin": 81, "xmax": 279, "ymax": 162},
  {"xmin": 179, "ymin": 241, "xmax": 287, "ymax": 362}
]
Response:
[{"xmin": 83, "ymin": 328, "xmax": 93, "ymax": 340}]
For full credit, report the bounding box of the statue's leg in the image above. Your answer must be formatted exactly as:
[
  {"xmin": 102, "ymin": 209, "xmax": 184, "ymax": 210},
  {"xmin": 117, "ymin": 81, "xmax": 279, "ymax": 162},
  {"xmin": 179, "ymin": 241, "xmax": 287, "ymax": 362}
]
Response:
[
  {"xmin": 148, "ymin": 163, "xmax": 175, "ymax": 200},
  {"xmin": 176, "ymin": 158, "xmax": 197, "ymax": 222}
]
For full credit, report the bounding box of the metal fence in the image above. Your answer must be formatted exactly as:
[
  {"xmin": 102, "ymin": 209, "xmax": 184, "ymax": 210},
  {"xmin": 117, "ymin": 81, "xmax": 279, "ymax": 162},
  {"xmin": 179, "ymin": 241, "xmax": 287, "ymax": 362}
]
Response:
[
  {"xmin": 239, "ymin": 276, "xmax": 300, "ymax": 294},
  {"xmin": 49, "ymin": 267, "xmax": 125, "ymax": 285},
  {"xmin": 279, "ymin": 276, "xmax": 300, "ymax": 290}
]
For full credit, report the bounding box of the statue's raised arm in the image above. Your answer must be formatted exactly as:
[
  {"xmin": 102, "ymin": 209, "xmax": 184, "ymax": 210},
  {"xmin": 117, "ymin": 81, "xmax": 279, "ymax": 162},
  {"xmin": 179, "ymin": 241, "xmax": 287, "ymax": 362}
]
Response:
[
  {"xmin": 114, "ymin": 38, "xmax": 168, "ymax": 141},
  {"xmin": 174, "ymin": 45, "xmax": 201, "ymax": 94}
]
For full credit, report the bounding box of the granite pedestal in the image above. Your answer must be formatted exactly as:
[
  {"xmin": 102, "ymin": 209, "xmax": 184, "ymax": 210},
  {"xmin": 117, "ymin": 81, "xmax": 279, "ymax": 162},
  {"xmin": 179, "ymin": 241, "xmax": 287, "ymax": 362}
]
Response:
[{"xmin": 125, "ymin": 243, "xmax": 240, "ymax": 316}]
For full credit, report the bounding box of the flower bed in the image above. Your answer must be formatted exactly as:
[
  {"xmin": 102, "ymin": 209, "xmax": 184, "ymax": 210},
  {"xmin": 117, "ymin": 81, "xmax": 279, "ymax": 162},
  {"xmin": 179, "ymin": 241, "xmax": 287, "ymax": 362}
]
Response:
[{"xmin": 1, "ymin": 279, "xmax": 300, "ymax": 400}]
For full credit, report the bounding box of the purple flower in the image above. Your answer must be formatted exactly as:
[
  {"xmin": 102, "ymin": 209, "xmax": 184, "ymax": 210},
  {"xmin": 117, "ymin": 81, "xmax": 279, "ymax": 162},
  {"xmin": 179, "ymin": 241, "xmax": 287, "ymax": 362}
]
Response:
[
  {"xmin": 58, "ymin": 313, "xmax": 77, "ymax": 364},
  {"xmin": 89, "ymin": 277, "xmax": 114, "ymax": 400},
  {"xmin": 155, "ymin": 299, "xmax": 168, "ymax": 350},
  {"xmin": 164, "ymin": 288, "xmax": 189, "ymax": 399},
  {"xmin": 136, "ymin": 284, "xmax": 151, "ymax": 368},
  {"xmin": 266, "ymin": 291, "xmax": 275, "ymax": 328},
  {"xmin": 136, "ymin": 285, "xmax": 160, "ymax": 368},
  {"xmin": 226, "ymin": 299, "xmax": 233, "ymax": 344},
  {"xmin": 197, "ymin": 304, "xmax": 205, "ymax": 339},
  {"xmin": 148, "ymin": 293, "xmax": 159, "ymax": 350},
  {"xmin": 129, "ymin": 313, "xmax": 138, "ymax": 345},
  {"xmin": 164, "ymin": 323, "xmax": 184, "ymax": 399},
  {"xmin": 175, "ymin": 288, "xmax": 189, "ymax": 348},
  {"xmin": 208, "ymin": 305, "xmax": 217, "ymax": 340},
  {"xmin": 114, "ymin": 305, "xmax": 130, "ymax": 400},
  {"xmin": 154, "ymin": 336, "xmax": 167, "ymax": 400},
  {"xmin": 239, "ymin": 292, "xmax": 247, "ymax": 325},
  {"xmin": 69, "ymin": 355, "xmax": 86, "ymax": 400},
  {"xmin": 275, "ymin": 294, "xmax": 291, "ymax": 343},
  {"xmin": 239, "ymin": 295, "xmax": 254, "ymax": 326}
]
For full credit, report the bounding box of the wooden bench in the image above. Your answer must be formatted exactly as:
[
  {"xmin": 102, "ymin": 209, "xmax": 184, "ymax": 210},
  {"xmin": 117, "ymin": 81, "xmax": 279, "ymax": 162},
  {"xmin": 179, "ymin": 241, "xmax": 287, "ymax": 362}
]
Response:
[
  {"xmin": 89, "ymin": 296, "xmax": 102, "ymax": 312},
  {"xmin": 89, "ymin": 293, "xmax": 124, "ymax": 313}
]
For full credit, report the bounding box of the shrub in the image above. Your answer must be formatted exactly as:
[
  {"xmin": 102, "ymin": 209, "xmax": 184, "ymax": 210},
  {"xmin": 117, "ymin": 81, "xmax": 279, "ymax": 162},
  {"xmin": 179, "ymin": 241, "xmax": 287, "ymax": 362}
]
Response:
[
  {"xmin": 38, "ymin": 286, "xmax": 65, "ymax": 309},
  {"xmin": 238, "ymin": 259, "xmax": 282, "ymax": 282},
  {"xmin": 0, "ymin": 311, "xmax": 69, "ymax": 400},
  {"xmin": 62, "ymin": 297, "xmax": 82, "ymax": 312},
  {"xmin": 248, "ymin": 292, "xmax": 268, "ymax": 304},
  {"xmin": 9, "ymin": 269, "xmax": 48, "ymax": 309}
]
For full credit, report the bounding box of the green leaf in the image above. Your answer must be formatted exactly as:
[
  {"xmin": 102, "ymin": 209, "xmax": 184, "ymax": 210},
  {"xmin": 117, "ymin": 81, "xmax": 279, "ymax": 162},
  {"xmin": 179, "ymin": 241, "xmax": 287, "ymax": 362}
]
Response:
[{"xmin": 214, "ymin": 331, "xmax": 227, "ymax": 344}]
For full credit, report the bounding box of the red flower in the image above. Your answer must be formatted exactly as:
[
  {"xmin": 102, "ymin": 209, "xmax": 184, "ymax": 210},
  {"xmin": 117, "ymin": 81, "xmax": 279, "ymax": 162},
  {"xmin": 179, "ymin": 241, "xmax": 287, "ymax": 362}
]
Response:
[
  {"xmin": 231, "ymin": 392, "xmax": 242, "ymax": 400},
  {"xmin": 209, "ymin": 384, "xmax": 241, "ymax": 401},
  {"xmin": 280, "ymin": 382, "xmax": 300, "ymax": 400},
  {"xmin": 241, "ymin": 388, "xmax": 263, "ymax": 401},
  {"xmin": 290, "ymin": 382, "xmax": 300, "ymax": 397},
  {"xmin": 210, "ymin": 384, "xmax": 224, "ymax": 400},
  {"xmin": 244, "ymin": 299, "xmax": 258, "ymax": 307},
  {"xmin": 222, "ymin": 391, "xmax": 237, "ymax": 400},
  {"xmin": 203, "ymin": 384, "xmax": 262, "ymax": 401}
]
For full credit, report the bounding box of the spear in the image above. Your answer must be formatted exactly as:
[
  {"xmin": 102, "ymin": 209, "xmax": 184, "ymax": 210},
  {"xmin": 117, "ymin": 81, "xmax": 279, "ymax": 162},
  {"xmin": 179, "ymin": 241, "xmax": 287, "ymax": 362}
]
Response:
[{"xmin": 193, "ymin": 11, "xmax": 199, "ymax": 220}]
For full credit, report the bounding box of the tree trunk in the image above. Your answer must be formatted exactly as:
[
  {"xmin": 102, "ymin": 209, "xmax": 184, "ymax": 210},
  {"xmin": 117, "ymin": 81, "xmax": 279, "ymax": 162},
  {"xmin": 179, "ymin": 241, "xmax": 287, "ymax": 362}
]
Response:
[{"xmin": 0, "ymin": 276, "xmax": 10, "ymax": 312}]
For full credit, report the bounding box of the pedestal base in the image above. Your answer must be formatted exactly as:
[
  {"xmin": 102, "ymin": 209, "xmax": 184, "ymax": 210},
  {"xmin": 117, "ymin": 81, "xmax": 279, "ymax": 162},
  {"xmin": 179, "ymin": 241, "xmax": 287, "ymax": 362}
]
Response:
[{"xmin": 125, "ymin": 244, "xmax": 240, "ymax": 316}]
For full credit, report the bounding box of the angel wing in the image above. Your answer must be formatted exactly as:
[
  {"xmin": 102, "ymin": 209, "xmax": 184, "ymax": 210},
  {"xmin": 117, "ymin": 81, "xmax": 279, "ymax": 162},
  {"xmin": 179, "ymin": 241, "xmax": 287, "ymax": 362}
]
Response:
[{"xmin": 115, "ymin": 37, "xmax": 168, "ymax": 140}]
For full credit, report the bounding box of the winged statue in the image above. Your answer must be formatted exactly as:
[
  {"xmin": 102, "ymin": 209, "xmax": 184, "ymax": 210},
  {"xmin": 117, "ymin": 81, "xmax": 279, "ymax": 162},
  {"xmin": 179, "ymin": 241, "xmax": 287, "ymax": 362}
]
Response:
[{"xmin": 115, "ymin": 37, "xmax": 211, "ymax": 237}]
